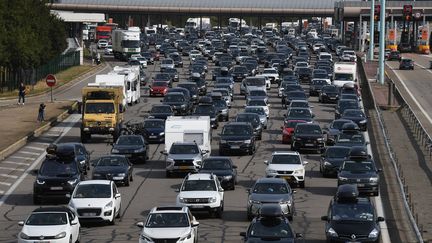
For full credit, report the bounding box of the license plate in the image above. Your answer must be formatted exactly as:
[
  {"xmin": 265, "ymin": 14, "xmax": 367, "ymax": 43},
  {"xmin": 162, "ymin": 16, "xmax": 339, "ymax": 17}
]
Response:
[
  {"xmin": 149, "ymin": 136, "xmax": 157, "ymax": 138},
  {"xmin": 50, "ymin": 187, "xmax": 63, "ymax": 190},
  {"xmin": 83, "ymin": 213, "xmax": 96, "ymax": 216},
  {"xmin": 330, "ymin": 97, "xmax": 336, "ymax": 100},
  {"xmin": 231, "ymin": 145, "xmax": 240, "ymax": 149},
  {"xmin": 113, "ymin": 177, "xmax": 123, "ymax": 180},
  {"xmin": 125, "ymin": 154, "xmax": 132, "ymax": 157},
  {"xmin": 34, "ymin": 241, "xmax": 50, "ymax": 243},
  {"xmin": 179, "ymin": 166, "xmax": 190, "ymax": 170},
  {"xmin": 357, "ymin": 184, "xmax": 365, "ymax": 187},
  {"xmin": 282, "ymin": 176, "xmax": 292, "ymax": 180},
  {"xmin": 191, "ymin": 205, "xmax": 205, "ymax": 208},
  {"xmin": 305, "ymin": 143, "xmax": 314, "ymax": 146}
]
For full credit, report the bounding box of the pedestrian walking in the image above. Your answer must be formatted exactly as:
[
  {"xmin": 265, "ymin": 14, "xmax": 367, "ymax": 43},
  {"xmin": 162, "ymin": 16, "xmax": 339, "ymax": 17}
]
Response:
[
  {"xmin": 37, "ymin": 103, "xmax": 46, "ymax": 122},
  {"xmin": 18, "ymin": 82, "xmax": 26, "ymax": 105}
]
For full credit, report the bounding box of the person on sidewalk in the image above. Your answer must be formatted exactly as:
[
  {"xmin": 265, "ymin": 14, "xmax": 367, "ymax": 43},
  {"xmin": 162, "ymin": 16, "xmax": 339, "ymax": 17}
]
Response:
[
  {"xmin": 37, "ymin": 103, "xmax": 46, "ymax": 122},
  {"xmin": 18, "ymin": 82, "xmax": 26, "ymax": 105}
]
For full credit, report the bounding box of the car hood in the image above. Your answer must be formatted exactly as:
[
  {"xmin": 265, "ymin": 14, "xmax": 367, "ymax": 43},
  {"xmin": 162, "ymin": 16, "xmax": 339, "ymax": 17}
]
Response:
[
  {"xmin": 339, "ymin": 171, "xmax": 377, "ymax": 178},
  {"xmin": 149, "ymin": 112, "xmax": 172, "ymax": 118},
  {"xmin": 112, "ymin": 145, "xmax": 143, "ymax": 150},
  {"xmin": 70, "ymin": 198, "xmax": 112, "ymax": 208},
  {"xmin": 143, "ymin": 127, "xmax": 164, "ymax": 134},
  {"xmin": 178, "ymin": 191, "xmax": 219, "ymax": 198},
  {"xmin": 163, "ymin": 101, "xmax": 186, "ymax": 106},
  {"xmin": 267, "ymin": 164, "xmax": 303, "ymax": 171},
  {"xmin": 249, "ymin": 193, "xmax": 291, "ymax": 202},
  {"xmin": 143, "ymin": 227, "xmax": 190, "ymax": 239},
  {"xmin": 220, "ymin": 135, "xmax": 253, "ymax": 141},
  {"xmin": 168, "ymin": 154, "xmax": 201, "ymax": 160},
  {"xmin": 323, "ymin": 157, "xmax": 346, "ymax": 167},
  {"xmin": 341, "ymin": 116, "xmax": 365, "ymax": 122},
  {"xmin": 295, "ymin": 134, "xmax": 323, "ymax": 139},
  {"xmin": 330, "ymin": 220, "xmax": 376, "ymax": 237},
  {"xmin": 246, "ymin": 237, "xmax": 295, "ymax": 243},
  {"xmin": 21, "ymin": 224, "xmax": 69, "ymax": 238},
  {"xmin": 93, "ymin": 166, "xmax": 128, "ymax": 174},
  {"xmin": 199, "ymin": 169, "xmax": 233, "ymax": 176}
]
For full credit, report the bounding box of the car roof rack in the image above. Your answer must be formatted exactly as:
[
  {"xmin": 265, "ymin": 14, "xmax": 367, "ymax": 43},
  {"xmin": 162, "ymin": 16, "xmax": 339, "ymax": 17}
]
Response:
[{"xmin": 335, "ymin": 184, "xmax": 359, "ymax": 203}]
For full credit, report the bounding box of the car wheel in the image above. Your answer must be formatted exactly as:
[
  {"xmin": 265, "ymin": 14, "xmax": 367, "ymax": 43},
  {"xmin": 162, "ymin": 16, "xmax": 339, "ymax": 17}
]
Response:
[
  {"xmin": 69, "ymin": 236, "xmax": 73, "ymax": 243},
  {"xmin": 130, "ymin": 174, "xmax": 133, "ymax": 182},
  {"xmin": 110, "ymin": 210, "xmax": 116, "ymax": 225},
  {"xmin": 299, "ymin": 181, "xmax": 305, "ymax": 188},
  {"xmin": 125, "ymin": 177, "xmax": 130, "ymax": 186},
  {"xmin": 75, "ymin": 230, "xmax": 81, "ymax": 243},
  {"xmin": 116, "ymin": 205, "xmax": 121, "ymax": 218},
  {"xmin": 247, "ymin": 210, "xmax": 253, "ymax": 221},
  {"xmin": 216, "ymin": 202, "xmax": 224, "ymax": 218}
]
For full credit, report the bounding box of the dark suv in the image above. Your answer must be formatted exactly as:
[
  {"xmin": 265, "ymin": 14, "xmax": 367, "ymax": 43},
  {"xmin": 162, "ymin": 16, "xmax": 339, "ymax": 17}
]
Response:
[
  {"xmin": 291, "ymin": 123, "xmax": 325, "ymax": 153},
  {"xmin": 219, "ymin": 122, "xmax": 256, "ymax": 155},
  {"xmin": 33, "ymin": 144, "xmax": 87, "ymax": 204},
  {"xmin": 162, "ymin": 92, "xmax": 191, "ymax": 115}
]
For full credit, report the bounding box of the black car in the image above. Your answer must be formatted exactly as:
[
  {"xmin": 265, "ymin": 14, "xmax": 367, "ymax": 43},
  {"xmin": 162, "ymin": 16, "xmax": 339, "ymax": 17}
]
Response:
[
  {"xmin": 398, "ymin": 43, "xmax": 412, "ymax": 53},
  {"xmin": 321, "ymin": 184, "xmax": 384, "ymax": 242},
  {"xmin": 161, "ymin": 92, "xmax": 191, "ymax": 115},
  {"xmin": 148, "ymin": 104, "xmax": 174, "ymax": 120},
  {"xmin": 213, "ymin": 98, "xmax": 230, "ymax": 122},
  {"xmin": 337, "ymin": 158, "xmax": 380, "ymax": 196},
  {"xmin": 163, "ymin": 68, "xmax": 179, "ymax": 82},
  {"xmin": 296, "ymin": 67, "xmax": 311, "ymax": 82},
  {"xmin": 199, "ymin": 157, "xmax": 237, "ymax": 190},
  {"xmin": 399, "ymin": 58, "xmax": 414, "ymax": 70},
  {"xmin": 309, "ymin": 79, "xmax": 329, "ymax": 96},
  {"xmin": 282, "ymin": 91, "xmax": 308, "ymax": 108},
  {"xmin": 177, "ymin": 82, "xmax": 199, "ymax": 103},
  {"xmin": 219, "ymin": 122, "xmax": 256, "ymax": 155},
  {"xmin": 92, "ymin": 155, "xmax": 133, "ymax": 186},
  {"xmin": 387, "ymin": 51, "xmax": 401, "ymax": 61},
  {"xmin": 285, "ymin": 107, "xmax": 314, "ymax": 123},
  {"xmin": 335, "ymin": 99, "xmax": 360, "ymax": 119},
  {"xmin": 335, "ymin": 131, "xmax": 368, "ymax": 148},
  {"xmin": 142, "ymin": 118, "xmax": 165, "ymax": 143},
  {"xmin": 320, "ymin": 146, "xmax": 351, "ymax": 177},
  {"xmin": 231, "ymin": 65, "xmax": 249, "ymax": 82},
  {"xmin": 188, "ymin": 75, "xmax": 207, "ymax": 95},
  {"xmin": 169, "ymin": 52, "xmax": 183, "ymax": 67},
  {"xmin": 291, "ymin": 123, "xmax": 325, "ymax": 153},
  {"xmin": 193, "ymin": 104, "xmax": 220, "ymax": 129},
  {"xmin": 340, "ymin": 109, "xmax": 368, "ymax": 131},
  {"xmin": 240, "ymin": 204, "xmax": 302, "ymax": 242},
  {"xmin": 319, "ymin": 85, "xmax": 339, "ymax": 103},
  {"xmin": 111, "ymin": 135, "xmax": 149, "ymax": 163},
  {"xmin": 235, "ymin": 113, "xmax": 263, "ymax": 140},
  {"xmin": 324, "ymin": 119, "xmax": 358, "ymax": 146},
  {"xmin": 33, "ymin": 144, "xmax": 86, "ymax": 204}
]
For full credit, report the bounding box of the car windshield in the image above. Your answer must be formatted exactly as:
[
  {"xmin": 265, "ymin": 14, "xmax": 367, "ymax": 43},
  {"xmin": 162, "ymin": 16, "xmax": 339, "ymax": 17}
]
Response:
[
  {"xmin": 146, "ymin": 213, "xmax": 189, "ymax": 228},
  {"xmin": 250, "ymin": 90, "xmax": 266, "ymax": 96},
  {"xmin": 202, "ymin": 159, "xmax": 232, "ymax": 170},
  {"xmin": 295, "ymin": 125, "xmax": 321, "ymax": 134},
  {"xmin": 246, "ymin": 78, "xmax": 265, "ymax": 86},
  {"xmin": 271, "ymin": 155, "xmax": 301, "ymax": 164},
  {"xmin": 152, "ymin": 81, "xmax": 168, "ymax": 87},
  {"xmin": 290, "ymin": 102, "xmax": 309, "ymax": 108},
  {"xmin": 288, "ymin": 92, "xmax": 306, "ymax": 99},
  {"xmin": 164, "ymin": 94, "xmax": 185, "ymax": 102},
  {"xmin": 253, "ymin": 183, "xmax": 289, "ymax": 194},
  {"xmin": 194, "ymin": 105, "xmax": 214, "ymax": 114},
  {"xmin": 245, "ymin": 107, "xmax": 265, "ymax": 115},
  {"xmin": 144, "ymin": 120, "xmax": 164, "ymax": 128},
  {"xmin": 249, "ymin": 218, "xmax": 294, "ymax": 238},
  {"xmin": 322, "ymin": 86, "xmax": 338, "ymax": 92},
  {"xmin": 337, "ymin": 134, "xmax": 365, "ymax": 144},
  {"xmin": 288, "ymin": 109, "xmax": 312, "ymax": 118},
  {"xmin": 26, "ymin": 213, "xmax": 68, "ymax": 225},
  {"xmin": 39, "ymin": 160, "xmax": 77, "ymax": 177},
  {"xmin": 151, "ymin": 106, "xmax": 171, "ymax": 113},
  {"xmin": 331, "ymin": 120, "xmax": 351, "ymax": 130},
  {"xmin": 326, "ymin": 147, "xmax": 351, "ymax": 158},
  {"xmin": 343, "ymin": 110, "xmax": 364, "ymax": 117},
  {"xmin": 236, "ymin": 115, "xmax": 260, "ymax": 126},
  {"xmin": 342, "ymin": 161, "xmax": 375, "ymax": 172},
  {"xmin": 116, "ymin": 136, "xmax": 142, "ymax": 145},
  {"xmin": 334, "ymin": 73, "xmax": 354, "ymax": 81},
  {"xmin": 73, "ymin": 184, "xmax": 111, "ymax": 198},
  {"xmin": 222, "ymin": 125, "xmax": 252, "ymax": 136},
  {"xmin": 162, "ymin": 59, "xmax": 174, "ymax": 64},
  {"xmin": 248, "ymin": 100, "xmax": 266, "ymax": 106},
  {"xmin": 264, "ymin": 69, "xmax": 278, "ymax": 74},
  {"xmin": 170, "ymin": 145, "xmax": 199, "ymax": 154},
  {"xmin": 85, "ymin": 102, "xmax": 115, "ymax": 114},
  {"xmin": 213, "ymin": 100, "xmax": 227, "ymax": 108},
  {"xmin": 97, "ymin": 157, "xmax": 127, "ymax": 166},
  {"xmin": 332, "ymin": 203, "xmax": 374, "ymax": 221},
  {"xmin": 340, "ymin": 100, "xmax": 359, "ymax": 109},
  {"xmin": 155, "ymin": 74, "xmax": 170, "ymax": 80},
  {"xmin": 182, "ymin": 180, "xmax": 216, "ymax": 191}
]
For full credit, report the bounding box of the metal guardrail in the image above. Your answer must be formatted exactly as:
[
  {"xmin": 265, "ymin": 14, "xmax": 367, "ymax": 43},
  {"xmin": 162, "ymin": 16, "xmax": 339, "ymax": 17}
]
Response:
[{"xmin": 358, "ymin": 58, "xmax": 424, "ymax": 243}]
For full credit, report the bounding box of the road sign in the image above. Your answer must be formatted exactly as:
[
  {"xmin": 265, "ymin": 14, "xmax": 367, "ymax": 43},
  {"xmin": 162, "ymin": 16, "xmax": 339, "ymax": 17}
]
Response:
[
  {"xmin": 46, "ymin": 74, "xmax": 56, "ymax": 87},
  {"xmin": 414, "ymin": 12, "xmax": 422, "ymax": 19}
]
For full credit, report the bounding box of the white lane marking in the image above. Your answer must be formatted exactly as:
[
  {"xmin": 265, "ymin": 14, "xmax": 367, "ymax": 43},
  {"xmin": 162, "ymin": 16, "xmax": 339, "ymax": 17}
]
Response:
[
  {"xmin": 0, "ymin": 167, "xmax": 25, "ymax": 172},
  {"xmin": 0, "ymin": 174, "xmax": 18, "ymax": 179},
  {"xmin": 0, "ymin": 114, "xmax": 80, "ymax": 207},
  {"xmin": 386, "ymin": 63, "xmax": 432, "ymax": 125},
  {"xmin": 18, "ymin": 151, "xmax": 40, "ymax": 156},
  {"xmin": 2, "ymin": 161, "xmax": 30, "ymax": 166},
  {"xmin": 0, "ymin": 182, "xmax": 11, "ymax": 186},
  {"xmin": 43, "ymin": 132, "xmax": 62, "ymax": 137},
  {"xmin": 0, "ymin": 191, "xmax": 4, "ymax": 194},
  {"xmin": 25, "ymin": 146, "xmax": 45, "ymax": 151},
  {"xmin": 9, "ymin": 156, "xmax": 35, "ymax": 160},
  {"xmin": 31, "ymin": 142, "xmax": 49, "ymax": 146}
]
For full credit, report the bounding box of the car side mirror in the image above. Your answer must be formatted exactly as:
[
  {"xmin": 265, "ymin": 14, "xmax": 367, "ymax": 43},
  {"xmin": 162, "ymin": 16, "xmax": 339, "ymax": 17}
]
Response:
[
  {"xmin": 264, "ymin": 160, "xmax": 268, "ymax": 165},
  {"xmin": 191, "ymin": 221, "xmax": 200, "ymax": 227},
  {"xmin": 366, "ymin": 141, "xmax": 370, "ymax": 145},
  {"xmin": 160, "ymin": 100, "xmax": 163, "ymax": 102},
  {"xmin": 18, "ymin": 221, "xmax": 24, "ymax": 226},
  {"xmin": 175, "ymin": 188, "xmax": 180, "ymax": 192},
  {"xmin": 295, "ymin": 233, "xmax": 303, "ymax": 238},
  {"xmin": 268, "ymin": 104, "xmax": 271, "ymax": 107},
  {"xmin": 283, "ymin": 114, "xmax": 287, "ymax": 117},
  {"xmin": 240, "ymin": 232, "xmax": 247, "ymax": 237},
  {"xmin": 377, "ymin": 168, "xmax": 383, "ymax": 172},
  {"xmin": 292, "ymin": 189, "xmax": 297, "ymax": 194},
  {"xmin": 312, "ymin": 114, "xmax": 316, "ymax": 118},
  {"xmin": 160, "ymin": 151, "xmax": 168, "ymax": 155},
  {"xmin": 232, "ymin": 165, "xmax": 238, "ymax": 169},
  {"xmin": 321, "ymin": 216, "xmax": 328, "ymax": 221},
  {"xmin": 246, "ymin": 188, "xmax": 251, "ymax": 193},
  {"xmin": 303, "ymin": 161, "xmax": 309, "ymax": 165},
  {"xmin": 65, "ymin": 193, "xmax": 71, "ymax": 198},
  {"xmin": 70, "ymin": 221, "xmax": 78, "ymax": 225},
  {"xmin": 115, "ymin": 193, "xmax": 121, "ymax": 199},
  {"xmin": 136, "ymin": 222, "xmax": 144, "ymax": 228},
  {"xmin": 377, "ymin": 216, "xmax": 385, "ymax": 222}
]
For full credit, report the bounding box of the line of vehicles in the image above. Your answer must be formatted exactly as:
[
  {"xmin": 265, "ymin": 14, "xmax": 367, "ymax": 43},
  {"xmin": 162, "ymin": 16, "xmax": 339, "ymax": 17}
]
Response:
[{"xmin": 17, "ymin": 22, "xmax": 387, "ymax": 243}]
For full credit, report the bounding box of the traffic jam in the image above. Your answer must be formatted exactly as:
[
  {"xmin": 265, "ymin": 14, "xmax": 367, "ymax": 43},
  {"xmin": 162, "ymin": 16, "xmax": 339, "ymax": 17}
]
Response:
[{"xmin": 17, "ymin": 20, "xmax": 385, "ymax": 243}]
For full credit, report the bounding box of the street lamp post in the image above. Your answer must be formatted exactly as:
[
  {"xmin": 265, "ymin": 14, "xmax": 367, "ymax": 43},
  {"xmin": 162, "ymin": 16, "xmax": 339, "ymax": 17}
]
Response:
[
  {"xmin": 378, "ymin": 0, "xmax": 386, "ymax": 85},
  {"xmin": 369, "ymin": 0, "xmax": 375, "ymax": 61}
]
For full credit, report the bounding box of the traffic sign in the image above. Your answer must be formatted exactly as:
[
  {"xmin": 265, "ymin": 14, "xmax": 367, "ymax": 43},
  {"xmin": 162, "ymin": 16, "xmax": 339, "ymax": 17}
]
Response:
[{"xmin": 46, "ymin": 74, "xmax": 56, "ymax": 87}]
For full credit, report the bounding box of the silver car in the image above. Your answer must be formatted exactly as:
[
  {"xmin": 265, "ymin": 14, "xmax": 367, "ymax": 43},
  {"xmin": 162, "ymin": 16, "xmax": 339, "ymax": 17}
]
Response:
[
  {"xmin": 247, "ymin": 177, "xmax": 295, "ymax": 220},
  {"xmin": 244, "ymin": 106, "xmax": 268, "ymax": 129},
  {"xmin": 162, "ymin": 142, "xmax": 209, "ymax": 177}
]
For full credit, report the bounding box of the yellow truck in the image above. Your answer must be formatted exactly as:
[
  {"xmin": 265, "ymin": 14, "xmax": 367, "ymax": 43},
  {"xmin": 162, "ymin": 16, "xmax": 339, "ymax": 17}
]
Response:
[{"xmin": 80, "ymin": 86, "xmax": 124, "ymax": 143}]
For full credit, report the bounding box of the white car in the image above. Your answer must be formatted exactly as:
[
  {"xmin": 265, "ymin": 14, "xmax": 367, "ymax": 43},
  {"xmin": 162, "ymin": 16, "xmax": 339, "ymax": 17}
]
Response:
[
  {"xmin": 68, "ymin": 180, "xmax": 121, "ymax": 225},
  {"xmin": 130, "ymin": 54, "xmax": 148, "ymax": 68},
  {"xmin": 255, "ymin": 74, "xmax": 271, "ymax": 90},
  {"xmin": 18, "ymin": 207, "xmax": 80, "ymax": 243},
  {"xmin": 293, "ymin": 61, "xmax": 309, "ymax": 71},
  {"xmin": 97, "ymin": 39, "xmax": 108, "ymax": 49},
  {"xmin": 246, "ymin": 98, "xmax": 270, "ymax": 118},
  {"xmin": 104, "ymin": 45, "xmax": 113, "ymax": 55},
  {"xmin": 265, "ymin": 151, "xmax": 308, "ymax": 188},
  {"xmin": 176, "ymin": 173, "xmax": 224, "ymax": 218},
  {"xmin": 313, "ymin": 43, "xmax": 325, "ymax": 53},
  {"xmin": 160, "ymin": 58, "xmax": 175, "ymax": 71},
  {"xmin": 261, "ymin": 68, "xmax": 280, "ymax": 84},
  {"xmin": 189, "ymin": 50, "xmax": 203, "ymax": 61},
  {"xmin": 136, "ymin": 206, "xmax": 199, "ymax": 243}
]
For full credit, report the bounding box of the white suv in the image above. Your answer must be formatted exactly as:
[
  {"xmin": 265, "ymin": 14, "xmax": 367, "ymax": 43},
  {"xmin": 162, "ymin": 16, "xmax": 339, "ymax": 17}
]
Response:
[
  {"xmin": 264, "ymin": 151, "xmax": 308, "ymax": 188},
  {"xmin": 176, "ymin": 173, "xmax": 224, "ymax": 218},
  {"xmin": 136, "ymin": 206, "xmax": 199, "ymax": 243}
]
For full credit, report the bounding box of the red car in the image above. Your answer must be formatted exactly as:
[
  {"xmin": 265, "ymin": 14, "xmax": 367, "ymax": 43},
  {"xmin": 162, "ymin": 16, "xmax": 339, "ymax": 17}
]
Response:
[
  {"xmin": 281, "ymin": 119, "xmax": 308, "ymax": 144},
  {"xmin": 149, "ymin": 81, "xmax": 169, "ymax": 97}
]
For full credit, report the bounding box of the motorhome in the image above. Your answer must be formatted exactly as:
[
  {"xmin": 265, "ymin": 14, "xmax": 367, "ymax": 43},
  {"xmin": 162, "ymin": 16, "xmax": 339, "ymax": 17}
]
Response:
[{"xmin": 109, "ymin": 66, "xmax": 141, "ymax": 105}]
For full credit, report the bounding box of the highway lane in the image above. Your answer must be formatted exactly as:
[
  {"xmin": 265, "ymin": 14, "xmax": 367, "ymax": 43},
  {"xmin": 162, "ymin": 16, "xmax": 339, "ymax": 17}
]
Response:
[{"xmin": 0, "ymin": 52, "xmax": 385, "ymax": 243}]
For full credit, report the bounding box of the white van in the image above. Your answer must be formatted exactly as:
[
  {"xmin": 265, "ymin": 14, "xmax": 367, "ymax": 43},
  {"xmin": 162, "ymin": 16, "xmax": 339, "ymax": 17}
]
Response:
[
  {"xmin": 109, "ymin": 66, "xmax": 141, "ymax": 105},
  {"xmin": 333, "ymin": 62, "xmax": 357, "ymax": 87}
]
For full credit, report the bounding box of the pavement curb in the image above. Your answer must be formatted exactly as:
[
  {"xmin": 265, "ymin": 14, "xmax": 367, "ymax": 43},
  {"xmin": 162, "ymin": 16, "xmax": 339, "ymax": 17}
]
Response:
[{"xmin": 0, "ymin": 101, "xmax": 79, "ymax": 161}]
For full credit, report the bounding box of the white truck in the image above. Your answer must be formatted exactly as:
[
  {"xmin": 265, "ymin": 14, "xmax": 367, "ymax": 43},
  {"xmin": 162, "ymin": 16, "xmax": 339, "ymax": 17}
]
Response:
[
  {"xmin": 109, "ymin": 66, "xmax": 141, "ymax": 105},
  {"xmin": 228, "ymin": 18, "xmax": 247, "ymax": 31},
  {"xmin": 144, "ymin": 26, "xmax": 156, "ymax": 35},
  {"xmin": 333, "ymin": 62, "xmax": 357, "ymax": 88},
  {"xmin": 112, "ymin": 27, "xmax": 141, "ymax": 61},
  {"xmin": 164, "ymin": 116, "xmax": 212, "ymax": 154},
  {"xmin": 185, "ymin": 18, "xmax": 211, "ymax": 31}
]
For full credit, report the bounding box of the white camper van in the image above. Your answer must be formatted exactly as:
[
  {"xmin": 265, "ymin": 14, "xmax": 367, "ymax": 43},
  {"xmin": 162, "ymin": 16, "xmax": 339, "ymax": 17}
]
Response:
[
  {"xmin": 164, "ymin": 116, "xmax": 212, "ymax": 154},
  {"xmin": 109, "ymin": 66, "xmax": 141, "ymax": 105}
]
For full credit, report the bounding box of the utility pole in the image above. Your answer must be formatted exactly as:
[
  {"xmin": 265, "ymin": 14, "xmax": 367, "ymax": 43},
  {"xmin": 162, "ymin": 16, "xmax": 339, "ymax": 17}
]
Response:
[
  {"xmin": 378, "ymin": 0, "xmax": 386, "ymax": 85},
  {"xmin": 369, "ymin": 0, "xmax": 375, "ymax": 60}
]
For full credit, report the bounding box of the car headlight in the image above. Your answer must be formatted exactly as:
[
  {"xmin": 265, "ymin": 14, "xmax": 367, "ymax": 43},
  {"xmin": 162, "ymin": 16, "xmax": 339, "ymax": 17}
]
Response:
[
  {"xmin": 179, "ymin": 197, "xmax": 186, "ymax": 203},
  {"xmin": 280, "ymin": 199, "xmax": 292, "ymax": 206},
  {"xmin": 209, "ymin": 197, "xmax": 217, "ymax": 203},
  {"xmin": 67, "ymin": 179, "xmax": 77, "ymax": 185},
  {"xmin": 148, "ymin": 115, "xmax": 155, "ymax": 119},
  {"xmin": 323, "ymin": 161, "xmax": 332, "ymax": 166},
  {"xmin": 328, "ymin": 227, "xmax": 338, "ymax": 237},
  {"xmin": 111, "ymin": 148, "xmax": 119, "ymax": 153},
  {"xmin": 294, "ymin": 169, "xmax": 304, "ymax": 175},
  {"xmin": 159, "ymin": 132, "xmax": 165, "ymax": 135},
  {"xmin": 194, "ymin": 160, "xmax": 202, "ymax": 166},
  {"xmin": 117, "ymin": 173, "xmax": 126, "ymax": 177},
  {"xmin": 36, "ymin": 179, "xmax": 45, "ymax": 185},
  {"xmin": 266, "ymin": 169, "xmax": 277, "ymax": 174},
  {"xmin": 295, "ymin": 137, "xmax": 302, "ymax": 141},
  {"xmin": 370, "ymin": 177, "xmax": 379, "ymax": 183},
  {"xmin": 317, "ymin": 138, "xmax": 324, "ymax": 142},
  {"xmin": 359, "ymin": 119, "xmax": 367, "ymax": 124},
  {"xmin": 339, "ymin": 176, "xmax": 348, "ymax": 181},
  {"xmin": 166, "ymin": 157, "xmax": 174, "ymax": 163},
  {"xmin": 244, "ymin": 139, "xmax": 251, "ymax": 144},
  {"xmin": 249, "ymin": 199, "xmax": 261, "ymax": 204},
  {"xmin": 19, "ymin": 232, "xmax": 30, "ymax": 239},
  {"xmin": 220, "ymin": 140, "xmax": 227, "ymax": 144},
  {"xmin": 134, "ymin": 147, "xmax": 145, "ymax": 153},
  {"xmin": 368, "ymin": 228, "xmax": 379, "ymax": 238},
  {"xmin": 140, "ymin": 234, "xmax": 152, "ymax": 241},
  {"xmin": 179, "ymin": 232, "xmax": 192, "ymax": 241},
  {"xmin": 54, "ymin": 231, "xmax": 67, "ymax": 239},
  {"xmin": 104, "ymin": 201, "xmax": 113, "ymax": 209},
  {"xmin": 181, "ymin": 104, "xmax": 186, "ymax": 108},
  {"xmin": 223, "ymin": 175, "xmax": 233, "ymax": 180}
]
